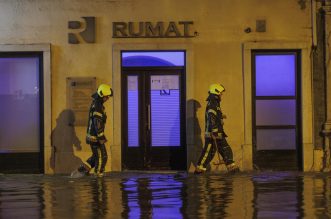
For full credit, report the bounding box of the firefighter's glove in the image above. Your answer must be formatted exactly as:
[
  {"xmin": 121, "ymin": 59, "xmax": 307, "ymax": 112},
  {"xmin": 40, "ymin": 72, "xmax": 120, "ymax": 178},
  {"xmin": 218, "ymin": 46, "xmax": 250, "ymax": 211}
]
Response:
[
  {"xmin": 211, "ymin": 132, "xmax": 221, "ymax": 140},
  {"xmin": 211, "ymin": 132, "xmax": 218, "ymax": 140},
  {"xmin": 99, "ymin": 139, "xmax": 107, "ymax": 144}
]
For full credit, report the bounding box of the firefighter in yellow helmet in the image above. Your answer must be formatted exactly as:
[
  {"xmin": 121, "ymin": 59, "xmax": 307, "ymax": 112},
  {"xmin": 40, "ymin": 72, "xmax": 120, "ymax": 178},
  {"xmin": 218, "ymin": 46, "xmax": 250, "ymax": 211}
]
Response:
[
  {"xmin": 76, "ymin": 84, "xmax": 113, "ymax": 177},
  {"xmin": 194, "ymin": 84, "xmax": 240, "ymax": 174}
]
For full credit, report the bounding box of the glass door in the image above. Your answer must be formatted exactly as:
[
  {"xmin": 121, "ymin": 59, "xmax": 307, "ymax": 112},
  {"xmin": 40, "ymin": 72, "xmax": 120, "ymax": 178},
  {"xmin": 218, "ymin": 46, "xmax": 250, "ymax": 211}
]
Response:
[
  {"xmin": 0, "ymin": 52, "xmax": 43, "ymax": 173},
  {"xmin": 122, "ymin": 68, "xmax": 186, "ymax": 170},
  {"xmin": 252, "ymin": 50, "xmax": 302, "ymax": 171}
]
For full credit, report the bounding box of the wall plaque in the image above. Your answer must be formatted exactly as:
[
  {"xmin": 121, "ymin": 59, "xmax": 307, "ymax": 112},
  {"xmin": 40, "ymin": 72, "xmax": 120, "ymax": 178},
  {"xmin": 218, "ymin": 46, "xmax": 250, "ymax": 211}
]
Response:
[{"xmin": 67, "ymin": 77, "xmax": 96, "ymax": 126}]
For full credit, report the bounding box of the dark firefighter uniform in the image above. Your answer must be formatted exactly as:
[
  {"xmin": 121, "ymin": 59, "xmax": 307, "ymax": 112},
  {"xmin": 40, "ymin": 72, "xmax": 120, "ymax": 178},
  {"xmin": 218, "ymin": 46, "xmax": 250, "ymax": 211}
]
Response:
[
  {"xmin": 195, "ymin": 84, "xmax": 239, "ymax": 174},
  {"xmin": 77, "ymin": 84, "xmax": 112, "ymax": 177},
  {"xmin": 85, "ymin": 92, "xmax": 108, "ymax": 175}
]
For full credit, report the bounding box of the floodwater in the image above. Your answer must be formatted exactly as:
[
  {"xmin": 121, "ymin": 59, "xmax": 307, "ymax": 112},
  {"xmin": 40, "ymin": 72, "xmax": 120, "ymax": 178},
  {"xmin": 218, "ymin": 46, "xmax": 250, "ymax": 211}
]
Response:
[{"xmin": 0, "ymin": 171, "xmax": 330, "ymax": 219}]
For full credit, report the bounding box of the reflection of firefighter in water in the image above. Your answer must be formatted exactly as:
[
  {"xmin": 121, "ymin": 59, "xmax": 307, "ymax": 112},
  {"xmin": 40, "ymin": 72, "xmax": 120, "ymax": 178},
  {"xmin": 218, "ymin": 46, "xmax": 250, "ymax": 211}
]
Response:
[
  {"xmin": 195, "ymin": 84, "xmax": 239, "ymax": 174},
  {"xmin": 76, "ymin": 84, "xmax": 113, "ymax": 177},
  {"xmin": 91, "ymin": 178, "xmax": 108, "ymax": 216}
]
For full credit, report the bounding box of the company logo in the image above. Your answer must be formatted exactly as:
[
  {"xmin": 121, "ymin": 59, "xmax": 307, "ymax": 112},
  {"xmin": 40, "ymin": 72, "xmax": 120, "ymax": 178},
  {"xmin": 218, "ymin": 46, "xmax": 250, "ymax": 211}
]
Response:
[{"xmin": 68, "ymin": 17, "xmax": 95, "ymax": 44}]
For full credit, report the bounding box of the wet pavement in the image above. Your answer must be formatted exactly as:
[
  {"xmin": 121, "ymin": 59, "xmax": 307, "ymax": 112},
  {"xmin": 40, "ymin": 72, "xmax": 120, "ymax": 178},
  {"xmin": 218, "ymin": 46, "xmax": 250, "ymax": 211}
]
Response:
[{"xmin": 0, "ymin": 171, "xmax": 330, "ymax": 219}]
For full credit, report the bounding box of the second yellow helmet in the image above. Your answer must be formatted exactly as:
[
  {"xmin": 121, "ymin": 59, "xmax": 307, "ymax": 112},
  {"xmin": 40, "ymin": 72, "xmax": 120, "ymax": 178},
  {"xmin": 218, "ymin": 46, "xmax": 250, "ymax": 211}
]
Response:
[
  {"xmin": 209, "ymin": 84, "xmax": 225, "ymax": 95},
  {"xmin": 97, "ymin": 84, "xmax": 113, "ymax": 97}
]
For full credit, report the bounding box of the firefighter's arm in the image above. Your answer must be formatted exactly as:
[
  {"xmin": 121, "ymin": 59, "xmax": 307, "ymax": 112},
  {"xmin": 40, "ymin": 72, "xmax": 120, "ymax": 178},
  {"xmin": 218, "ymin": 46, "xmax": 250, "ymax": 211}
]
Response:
[
  {"xmin": 92, "ymin": 111, "xmax": 107, "ymax": 144},
  {"xmin": 207, "ymin": 109, "xmax": 219, "ymax": 138}
]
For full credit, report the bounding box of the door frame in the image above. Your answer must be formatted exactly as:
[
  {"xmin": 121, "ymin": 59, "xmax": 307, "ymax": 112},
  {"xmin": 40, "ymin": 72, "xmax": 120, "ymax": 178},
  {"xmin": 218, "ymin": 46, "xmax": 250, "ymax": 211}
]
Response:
[
  {"xmin": 0, "ymin": 44, "xmax": 51, "ymax": 173},
  {"xmin": 251, "ymin": 49, "xmax": 303, "ymax": 171},
  {"xmin": 112, "ymin": 44, "xmax": 194, "ymax": 172},
  {"xmin": 121, "ymin": 67, "xmax": 187, "ymax": 170},
  {"xmin": 243, "ymin": 42, "xmax": 313, "ymax": 171},
  {"xmin": 0, "ymin": 52, "xmax": 44, "ymax": 173}
]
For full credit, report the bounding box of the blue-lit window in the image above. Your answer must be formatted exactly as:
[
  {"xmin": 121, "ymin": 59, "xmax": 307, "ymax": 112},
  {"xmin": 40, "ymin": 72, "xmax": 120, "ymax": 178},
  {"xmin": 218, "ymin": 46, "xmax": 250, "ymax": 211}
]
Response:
[
  {"xmin": 256, "ymin": 100, "xmax": 296, "ymax": 126},
  {"xmin": 256, "ymin": 129, "xmax": 296, "ymax": 150},
  {"xmin": 127, "ymin": 76, "xmax": 139, "ymax": 147},
  {"xmin": 122, "ymin": 51, "xmax": 185, "ymax": 67},
  {"xmin": 0, "ymin": 57, "xmax": 40, "ymax": 153},
  {"xmin": 151, "ymin": 75, "xmax": 180, "ymax": 147},
  {"xmin": 255, "ymin": 55, "xmax": 295, "ymax": 96},
  {"xmin": 254, "ymin": 53, "xmax": 298, "ymax": 151}
]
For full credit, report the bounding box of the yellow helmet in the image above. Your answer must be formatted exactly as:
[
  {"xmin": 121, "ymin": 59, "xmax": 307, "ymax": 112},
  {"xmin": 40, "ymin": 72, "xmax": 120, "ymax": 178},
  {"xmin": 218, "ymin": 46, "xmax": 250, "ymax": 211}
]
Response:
[
  {"xmin": 97, "ymin": 84, "xmax": 113, "ymax": 97},
  {"xmin": 209, "ymin": 84, "xmax": 225, "ymax": 95}
]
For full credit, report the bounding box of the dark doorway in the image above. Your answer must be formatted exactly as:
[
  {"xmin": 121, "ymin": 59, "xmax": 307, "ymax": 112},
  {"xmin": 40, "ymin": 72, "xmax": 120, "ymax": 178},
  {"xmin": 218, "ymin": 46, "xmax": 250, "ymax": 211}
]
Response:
[
  {"xmin": 121, "ymin": 50, "xmax": 186, "ymax": 170},
  {"xmin": 252, "ymin": 50, "xmax": 302, "ymax": 171},
  {"xmin": 122, "ymin": 68, "xmax": 186, "ymax": 170},
  {"xmin": 0, "ymin": 52, "xmax": 44, "ymax": 173}
]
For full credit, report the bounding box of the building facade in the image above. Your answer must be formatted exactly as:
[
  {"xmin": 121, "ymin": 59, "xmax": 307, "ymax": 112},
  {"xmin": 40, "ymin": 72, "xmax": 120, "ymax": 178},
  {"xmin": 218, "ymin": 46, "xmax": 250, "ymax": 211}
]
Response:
[{"xmin": 0, "ymin": 0, "xmax": 330, "ymax": 174}]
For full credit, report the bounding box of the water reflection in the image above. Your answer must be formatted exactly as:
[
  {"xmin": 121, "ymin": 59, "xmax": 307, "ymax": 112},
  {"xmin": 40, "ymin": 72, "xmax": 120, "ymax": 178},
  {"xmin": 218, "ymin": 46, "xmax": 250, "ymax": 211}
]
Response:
[
  {"xmin": 121, "ymin": 175, "xmax": 184, "ymax": 218},
  {"xmin": 252, "ymin": 172, "xmax": 304, "ymax": 218},
  {"xmin": 91, "ymin": 178, "xmax": 108, "ymax": 216},
  {"xmin": 0, "ymin": 172, "xmax": 330, "ymax": 218},
  {"xmin": 0, "ymin": 175, "xmax": 44, "ymax": 218},
  {"xmin": 184, "ymin": 175, "xmax": 234, "ymax": 218}
]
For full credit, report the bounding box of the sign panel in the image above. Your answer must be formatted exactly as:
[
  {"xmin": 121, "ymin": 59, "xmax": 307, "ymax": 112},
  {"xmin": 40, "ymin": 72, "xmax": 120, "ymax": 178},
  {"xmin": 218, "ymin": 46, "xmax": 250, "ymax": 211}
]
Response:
[{"xmin": 66, "ymin": 77, "xmax": 96, "ymax": 126}]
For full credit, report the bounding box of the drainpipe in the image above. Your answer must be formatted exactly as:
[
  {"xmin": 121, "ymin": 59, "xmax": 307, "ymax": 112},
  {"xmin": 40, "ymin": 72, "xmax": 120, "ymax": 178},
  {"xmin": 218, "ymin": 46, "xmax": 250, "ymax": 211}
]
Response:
[{"xmin": 322, "ymin": 0, "xmax": 331, "ymax": 172}]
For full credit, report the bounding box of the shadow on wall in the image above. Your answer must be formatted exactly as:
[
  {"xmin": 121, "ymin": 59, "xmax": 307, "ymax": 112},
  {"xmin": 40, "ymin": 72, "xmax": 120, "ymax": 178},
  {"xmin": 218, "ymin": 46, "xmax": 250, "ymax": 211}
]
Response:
[
  {"xmin": 187, "ymin": 99, "xmax": 203, "ymax": 171},
  {"xmin": 51, "ymin": 109, "xmax": 83, "ymax": 174}
]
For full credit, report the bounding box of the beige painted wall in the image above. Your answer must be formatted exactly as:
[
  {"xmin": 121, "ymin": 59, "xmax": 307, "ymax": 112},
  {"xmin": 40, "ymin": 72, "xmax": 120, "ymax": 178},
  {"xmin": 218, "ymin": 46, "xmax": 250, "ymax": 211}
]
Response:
[{"xmin": 0, "ymin": 0, "xmax": 314, "ymax": 173}]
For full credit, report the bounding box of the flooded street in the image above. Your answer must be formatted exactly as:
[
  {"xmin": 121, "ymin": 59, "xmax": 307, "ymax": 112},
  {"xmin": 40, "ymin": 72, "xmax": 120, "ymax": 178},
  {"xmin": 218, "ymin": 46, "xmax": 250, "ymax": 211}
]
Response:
[{"xmin": 0, "ymin": 171, "xmax": 330, "ymax": 219}]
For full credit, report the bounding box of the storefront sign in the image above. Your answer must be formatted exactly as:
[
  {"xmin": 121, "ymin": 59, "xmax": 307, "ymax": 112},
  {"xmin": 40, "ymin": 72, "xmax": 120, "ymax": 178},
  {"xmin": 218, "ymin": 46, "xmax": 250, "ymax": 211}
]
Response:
[{"xmin": 112, "ymin": 21, "xmax": 195, "ymax": 38}]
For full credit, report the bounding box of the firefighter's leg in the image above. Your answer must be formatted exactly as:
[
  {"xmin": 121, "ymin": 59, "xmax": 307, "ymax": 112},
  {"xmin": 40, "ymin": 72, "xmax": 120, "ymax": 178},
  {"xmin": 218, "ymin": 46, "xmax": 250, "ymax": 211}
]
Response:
[
  {"xmin": 89, "ymin": 144, "xmax": 100, "ymax": 174},
  {"xmin": 217, "ymin": 138, "xmax": 239, "ymax": 173},
  {"xmin": 98, "ymin": 144, "xmax": 108, "ymax": 176},
  {"xmin": 86, "ymin": 144, "xmax": 95, "ymax": 169},
  {"xmin": 217, "ymin": 138, "xmax": 233, "ymax": 164},
  {"xmin": 77, "ymin": 144, "xmax": 97, "ymax": 175},
  {"xmin": 195, "ymin": 138, "xmax": 216, "ymax": 174}
]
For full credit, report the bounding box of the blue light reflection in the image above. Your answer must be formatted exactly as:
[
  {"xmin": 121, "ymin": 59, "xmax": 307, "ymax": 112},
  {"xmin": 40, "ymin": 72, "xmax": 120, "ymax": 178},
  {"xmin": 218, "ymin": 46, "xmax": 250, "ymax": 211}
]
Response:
[{"xmin": 121, "ymin": 175, "xmax": 183, "ymax": 219}]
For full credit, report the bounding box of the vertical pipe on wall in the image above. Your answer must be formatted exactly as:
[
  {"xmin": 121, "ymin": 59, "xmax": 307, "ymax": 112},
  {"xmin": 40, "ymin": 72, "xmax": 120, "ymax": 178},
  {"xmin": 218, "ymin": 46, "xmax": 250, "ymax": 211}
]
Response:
[
  {"xmin": 310, "ymin": 0, "xmax": 317, "ymax": 154},
  {"xmin": 310, "ymin": 0, "xmax": 321, "ymax": 171},
  {"xmin": 241, "ymin": 44, "xmax": 246, "ymax": 170},
  {"xmin": 312, "ymin": 0, "xmax": 318, "ymax": 47},
  {"xmin": 322, "ymin": 0, "xmax": 331, "ymax": 171}
]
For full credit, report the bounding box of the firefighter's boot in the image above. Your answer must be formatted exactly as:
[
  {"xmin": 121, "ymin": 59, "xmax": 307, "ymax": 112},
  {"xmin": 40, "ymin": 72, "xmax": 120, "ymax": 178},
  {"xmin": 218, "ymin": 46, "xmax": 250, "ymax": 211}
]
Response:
[
  {"xmin": 194, "ymin": 166, "xmax": 206, "ymax": 175},
  {"xmin": 77, "ymin": 163, "xmax": 91, "ymax": 175},
  {"xmin": 226, "ymin": 162, "xmax": 240, "ymax": 173}
]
